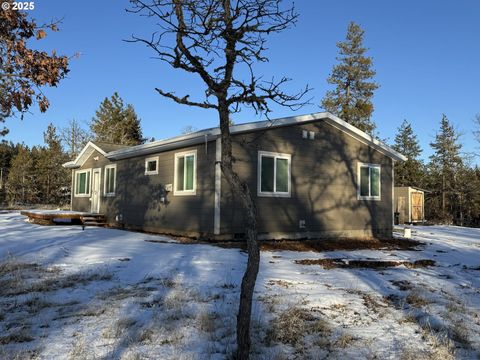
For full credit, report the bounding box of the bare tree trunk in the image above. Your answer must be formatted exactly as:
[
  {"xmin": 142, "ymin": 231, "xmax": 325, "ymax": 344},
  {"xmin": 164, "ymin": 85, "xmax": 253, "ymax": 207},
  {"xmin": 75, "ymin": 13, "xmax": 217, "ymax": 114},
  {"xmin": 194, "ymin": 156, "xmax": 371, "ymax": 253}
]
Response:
[{"xmin": 218, "ymin": 102, "xmax": 259, "ymax": 359}]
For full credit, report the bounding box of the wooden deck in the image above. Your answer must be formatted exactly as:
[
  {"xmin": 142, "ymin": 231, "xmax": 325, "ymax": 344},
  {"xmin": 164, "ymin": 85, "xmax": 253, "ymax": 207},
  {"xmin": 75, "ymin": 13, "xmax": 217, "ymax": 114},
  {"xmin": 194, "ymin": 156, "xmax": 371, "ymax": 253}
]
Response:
[{"xmin": 21, "ymin": 210, "xmax": 106, "ymax": 227}]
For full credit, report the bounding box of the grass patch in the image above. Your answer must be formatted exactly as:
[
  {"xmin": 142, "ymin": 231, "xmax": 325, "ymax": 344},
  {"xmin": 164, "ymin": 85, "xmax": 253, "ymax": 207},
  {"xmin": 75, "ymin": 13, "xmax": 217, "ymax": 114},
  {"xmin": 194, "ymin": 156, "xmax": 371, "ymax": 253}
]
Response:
[
  {"xmin": 266, "ymin": 305, "xmax": 331, "ymax": 346},
  {"xmin": 103, "ymin": 317, "xmax": 137, "ymax": 339},
  {"xmin": 0, "ymin": 327, "xmax": 34, "ymax": 344},
  {"xmin": 405, "ymin": 291, "xmax": 431, "ymax": 307}
]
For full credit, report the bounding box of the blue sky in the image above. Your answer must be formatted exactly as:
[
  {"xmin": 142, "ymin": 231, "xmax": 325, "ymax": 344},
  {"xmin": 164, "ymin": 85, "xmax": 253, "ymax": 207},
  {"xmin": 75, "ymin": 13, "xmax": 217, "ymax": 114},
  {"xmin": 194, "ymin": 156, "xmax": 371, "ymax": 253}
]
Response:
[{"xmin": 4, "ymin": 0, "xmax": 480, "ymax": 164}]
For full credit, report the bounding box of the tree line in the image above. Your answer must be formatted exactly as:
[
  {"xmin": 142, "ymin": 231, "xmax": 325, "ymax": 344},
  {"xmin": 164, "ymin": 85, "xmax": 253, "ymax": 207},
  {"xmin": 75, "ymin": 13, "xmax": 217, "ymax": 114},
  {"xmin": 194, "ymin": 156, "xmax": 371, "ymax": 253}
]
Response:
[{"xmin": 0, "ymin": 93, "xmax": 144, "ymax": 206}]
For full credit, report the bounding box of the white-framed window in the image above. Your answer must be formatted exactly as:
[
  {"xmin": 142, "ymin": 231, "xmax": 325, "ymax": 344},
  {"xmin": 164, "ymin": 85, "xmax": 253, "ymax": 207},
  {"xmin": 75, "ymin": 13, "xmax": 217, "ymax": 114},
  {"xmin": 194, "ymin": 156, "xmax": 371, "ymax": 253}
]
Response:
[
  {"xmin": 257, "ymin": 151, "xmax": 291, "ymax": 197},
  {"xmin": 145, "ymin": 156, "xmax": 159, "ymax": 175},
  {"xmin": 74, "ymin": 169, "xmax": 91, "ymax": 197},
  {"xmin": 357, "ymin": 162, "xmax": 381, "ymax": 200},
  {"xmin": 174, "ymin": 150, "xmax": 196, "ymax": 195},
  {"xmin": 104, "ymin": 164, "xmax": 116, "ymax": 196}
]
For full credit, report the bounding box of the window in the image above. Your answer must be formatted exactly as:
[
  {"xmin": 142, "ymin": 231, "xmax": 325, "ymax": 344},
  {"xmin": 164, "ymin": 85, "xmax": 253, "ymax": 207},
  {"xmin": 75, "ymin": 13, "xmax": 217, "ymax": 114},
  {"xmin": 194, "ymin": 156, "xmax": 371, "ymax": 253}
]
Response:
[
  {"xmin": 75, "ymin": 169, "xmax": 91, "ymax": 197},
  {"xmin": 174, "ymin": 150, "xmax": 196, "ymax": 195},
  {"xmin": 104, "ymin": 164, "xmax": 116, "ymax": 196},
  {"xmin": 145, "ymin": 156, "xmax": 159, "ymax": 175},
  {"xmin": 358, "ymin": 163, "xmax": 381, "ymax": 200},
  {"xmin": 258, "ymin": 151, "xmax": 291, "ymax": 197}
]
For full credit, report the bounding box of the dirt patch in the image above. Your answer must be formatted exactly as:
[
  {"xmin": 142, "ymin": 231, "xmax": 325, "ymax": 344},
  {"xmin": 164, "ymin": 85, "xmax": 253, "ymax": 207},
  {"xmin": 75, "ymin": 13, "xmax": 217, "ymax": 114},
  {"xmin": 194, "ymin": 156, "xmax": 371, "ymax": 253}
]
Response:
[
  {"xmin": 294, "ymin": 258, "xmax": 435, "ymax": 269},
  {"xmin": 215, "ymin": 237, "xmax": 422, "ymax": 252}
]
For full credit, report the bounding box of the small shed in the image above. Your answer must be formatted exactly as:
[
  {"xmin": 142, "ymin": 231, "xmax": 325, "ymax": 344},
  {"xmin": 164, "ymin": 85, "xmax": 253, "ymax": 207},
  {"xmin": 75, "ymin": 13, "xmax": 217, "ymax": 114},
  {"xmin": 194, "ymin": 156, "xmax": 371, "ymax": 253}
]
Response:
[{"xmin": 394, "ymin": 187, "xmax": 426, "ymax": 224}]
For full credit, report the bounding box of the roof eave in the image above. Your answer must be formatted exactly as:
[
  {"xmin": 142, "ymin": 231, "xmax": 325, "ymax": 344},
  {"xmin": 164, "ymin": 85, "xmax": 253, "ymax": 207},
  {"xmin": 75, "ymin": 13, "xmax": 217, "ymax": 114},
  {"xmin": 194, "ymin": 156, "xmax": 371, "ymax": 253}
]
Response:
[
  {"xmin": 62, "ymin": 161, "xmax": 80, "ymax": 169},
  {"xmin": 104, "ymin": 112, "xmax": 407, "ymax": 162}
]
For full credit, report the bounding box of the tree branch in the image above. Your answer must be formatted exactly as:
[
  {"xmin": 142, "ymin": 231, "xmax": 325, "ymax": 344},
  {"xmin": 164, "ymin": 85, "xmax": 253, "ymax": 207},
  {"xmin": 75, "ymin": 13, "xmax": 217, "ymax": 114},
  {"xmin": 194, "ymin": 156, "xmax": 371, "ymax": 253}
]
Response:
[{"xmin": 155, "ymin": 88, "xmax": 218, "ymax": 109}]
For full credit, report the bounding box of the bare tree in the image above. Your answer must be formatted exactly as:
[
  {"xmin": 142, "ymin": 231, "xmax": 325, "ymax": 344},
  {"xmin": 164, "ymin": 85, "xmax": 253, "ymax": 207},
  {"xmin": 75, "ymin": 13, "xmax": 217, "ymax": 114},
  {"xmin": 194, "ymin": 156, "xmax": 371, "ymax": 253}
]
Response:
[
  {"xmin": 60, "ymin": 119, "xmax": 91, "ymax": 159},
  {"xmin": 181, "ymin": 124, "xmax": 198, "ymax": 134},
  {"xmin": 127, "ymin": 0, "xmax": 309, "ymax": 357}
]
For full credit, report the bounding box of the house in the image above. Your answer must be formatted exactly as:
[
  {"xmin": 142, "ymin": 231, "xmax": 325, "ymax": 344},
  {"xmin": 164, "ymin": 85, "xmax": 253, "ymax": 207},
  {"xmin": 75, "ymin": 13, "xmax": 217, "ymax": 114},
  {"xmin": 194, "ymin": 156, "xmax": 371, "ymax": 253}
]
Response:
[
  {"xmin": 63, "ymin": 112, "xmax": 407, "ymax": 240},
  {"xmin": 394, "ymin": 186, "xmax": 426, "ymax": 224}
]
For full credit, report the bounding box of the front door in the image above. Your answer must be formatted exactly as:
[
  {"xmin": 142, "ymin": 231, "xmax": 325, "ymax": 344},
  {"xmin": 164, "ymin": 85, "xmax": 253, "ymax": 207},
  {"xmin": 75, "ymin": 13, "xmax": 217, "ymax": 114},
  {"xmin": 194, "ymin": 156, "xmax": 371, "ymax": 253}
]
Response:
[{"xmin": 91, "ymin": 169, "xmax": 101, "ymax": 213}]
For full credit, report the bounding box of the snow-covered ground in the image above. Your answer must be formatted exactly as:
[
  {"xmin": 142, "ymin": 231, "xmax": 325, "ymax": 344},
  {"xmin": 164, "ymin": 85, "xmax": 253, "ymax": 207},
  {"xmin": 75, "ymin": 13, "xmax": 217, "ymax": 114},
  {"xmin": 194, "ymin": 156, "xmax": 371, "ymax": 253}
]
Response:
[{"xmin": 0, "ymin": 211, "xmax": 479, "ymax": 359}]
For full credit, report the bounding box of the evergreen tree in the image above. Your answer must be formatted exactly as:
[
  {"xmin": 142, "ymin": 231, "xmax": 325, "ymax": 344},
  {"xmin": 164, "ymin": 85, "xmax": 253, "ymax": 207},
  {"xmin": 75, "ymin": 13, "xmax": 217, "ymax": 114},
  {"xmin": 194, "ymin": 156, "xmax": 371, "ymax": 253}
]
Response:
[
  {"xmin": 6, "ymin": 145, "xmax": 38, "ymax": 205},
  {"xmin": 60, "ymin": 119, "xmax": 91, "ymax": 159},
  {"xmin": 36, "ymin": 123, "xmax": 70, "ymax": 204},
  {"xmin": 0, "ymin": 141, "xmax": 18, "ymax": 203},
  {"xmin": 427, "ymin": 114, "xmax": 463, "ymax": 222},
  {"xmin": 90, "ymin": 93, "xmax": 144, "ymax": 145},
  {"xmin": 321, "ymin": 22, "xmax": 379, "ymax": 134},
  {"xmin": 392, "ymin": 120, "xmax": 424, "ymax": 187}
]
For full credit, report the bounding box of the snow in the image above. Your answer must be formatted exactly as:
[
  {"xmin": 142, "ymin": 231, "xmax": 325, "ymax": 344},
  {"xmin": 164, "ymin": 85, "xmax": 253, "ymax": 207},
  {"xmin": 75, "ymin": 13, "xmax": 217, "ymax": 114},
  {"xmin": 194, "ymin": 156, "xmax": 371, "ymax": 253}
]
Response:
[{"xmin": 0, "ymin": 212, "xmax": 479, "ymax": 359}]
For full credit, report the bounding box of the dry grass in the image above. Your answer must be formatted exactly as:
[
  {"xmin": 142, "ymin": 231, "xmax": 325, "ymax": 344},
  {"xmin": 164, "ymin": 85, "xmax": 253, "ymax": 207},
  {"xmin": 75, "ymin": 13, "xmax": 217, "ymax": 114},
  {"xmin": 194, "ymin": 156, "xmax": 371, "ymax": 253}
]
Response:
[
  {"xmin": 335, "ymin": 333, "xmax": 357, "ymax": 348},
  {"xmin": 216, "ymin": 237, "xmax": 422, "ymax": 252},
  {"xmin": 390, "ymin": 280, "xmax": 414, "ymax": 291},
  {"xmin": 102, "ymin": 317, "xmax": 137, "ymax": 339},
  {"xmin": 294, "ymin": 258, "xmax": 435, "ymax": 269},
  {"xmin": 266, "ymin": 279, "xmax": 296, "ymax": 288},
  {"xmin": 196, "ymin": 310, "xmax": 219, "ymax": 333},
  {"xmin": 0, "ymin": 348, "xmax": 40, "ymax": 360},
  {"xmin": 0, "ymin": 262, "xmax": 113, "ymax": 297},
  {"xmin": 406, "ymin": 291, "xmax": 431, "ymax": 307},
  {"xmin": 0, "ymin": 327, "xmax": 34, "ymax": 345},
  {"xmin": 266, "ymin": 305, "xmax": 331, "ymax": 346}
]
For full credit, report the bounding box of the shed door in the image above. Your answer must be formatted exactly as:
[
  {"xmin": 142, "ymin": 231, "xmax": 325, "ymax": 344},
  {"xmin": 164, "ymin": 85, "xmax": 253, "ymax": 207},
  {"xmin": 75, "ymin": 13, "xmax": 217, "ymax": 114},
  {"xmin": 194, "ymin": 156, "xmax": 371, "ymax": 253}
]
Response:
[{"xmin": 411, "ymin": 192, "xmax": 423, "ymax": 221}]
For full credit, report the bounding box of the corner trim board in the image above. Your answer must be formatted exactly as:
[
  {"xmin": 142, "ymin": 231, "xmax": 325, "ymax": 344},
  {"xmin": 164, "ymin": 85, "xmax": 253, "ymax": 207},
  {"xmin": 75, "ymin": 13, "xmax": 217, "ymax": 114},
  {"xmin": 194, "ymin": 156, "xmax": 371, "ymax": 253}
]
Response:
[{"xmin": 214, "ymin": 138, "xmax": 221, "ymax": 235}]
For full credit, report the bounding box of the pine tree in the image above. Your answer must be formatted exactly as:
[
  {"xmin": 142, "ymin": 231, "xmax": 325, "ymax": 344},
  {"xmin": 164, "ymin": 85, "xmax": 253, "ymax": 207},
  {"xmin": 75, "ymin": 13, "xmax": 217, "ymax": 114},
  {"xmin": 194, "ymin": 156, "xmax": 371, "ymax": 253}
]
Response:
[
  {"xmin": 36, "ymin": 123, "xmax": 70, "ymax": 204},
  {"xmin": 392, "ymin": 120, "xmax": 424, "ymax": 187},
  {"xmin": 90, "ymin": 93, "xmax": 144, "ymax": 145},
  {"xmin": 0, "ymin": 141, "xmax": 18, "ymax": 203},
  {"xmin": 321, "ymin": 22, "xmax": 379, "ymax": 134},
  {"xmin": 60, "ymin": 119, "xmax": 91, "ymax": 159},
  {"xmin": 6, "ymin": 145, "xmax": 38, "ymax": 205},
  {"xmin": 427, "ymin": 114, "xmax": 463, "ymax": 222}
]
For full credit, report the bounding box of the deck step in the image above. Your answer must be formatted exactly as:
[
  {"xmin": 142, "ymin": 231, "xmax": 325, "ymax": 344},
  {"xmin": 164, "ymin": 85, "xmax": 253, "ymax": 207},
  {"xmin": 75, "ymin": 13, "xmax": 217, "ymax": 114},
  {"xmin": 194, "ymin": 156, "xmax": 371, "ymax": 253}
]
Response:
[
  {"xmin": 80, "ymin": 215, "xmax": 107, "ymax": 228},
  {"xmin": 83, "ymin": 222, "xmax": 107, "ymax": 226}
]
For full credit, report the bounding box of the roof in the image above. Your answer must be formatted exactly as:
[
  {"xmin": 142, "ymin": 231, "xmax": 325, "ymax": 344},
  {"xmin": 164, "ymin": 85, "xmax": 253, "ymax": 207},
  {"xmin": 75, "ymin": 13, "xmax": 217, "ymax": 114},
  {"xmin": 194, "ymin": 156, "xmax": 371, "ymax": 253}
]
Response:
[
  {"xmin": 395, "ymin": 186, "xmax": 431, "ymax": 193},
  {"xmin": 63, "ymin": 112, "xmax": 407, "ymax": 169},
  {"xmin": 63, "ymin": 141, "xmax": 130, "ymax": 169},
  {"xmin": 92, "ymin": 142, "xmax": 130, "ymax": 153}
]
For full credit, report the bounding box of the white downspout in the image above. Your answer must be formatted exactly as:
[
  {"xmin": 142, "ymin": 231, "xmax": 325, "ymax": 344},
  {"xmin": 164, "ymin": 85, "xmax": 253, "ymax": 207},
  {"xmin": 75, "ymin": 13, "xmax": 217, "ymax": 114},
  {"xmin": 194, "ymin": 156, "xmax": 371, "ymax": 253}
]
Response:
[{"xmin": 214, "ymin": 138, "xmax": 222, "ymax": 235}]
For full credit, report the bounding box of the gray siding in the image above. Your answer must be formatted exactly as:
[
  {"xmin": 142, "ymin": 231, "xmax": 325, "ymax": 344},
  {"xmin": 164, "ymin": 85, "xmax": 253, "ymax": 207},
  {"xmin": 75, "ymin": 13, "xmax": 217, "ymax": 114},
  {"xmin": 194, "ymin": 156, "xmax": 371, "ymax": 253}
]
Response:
[
  {"xmin": 72, "ymin": 120, "xmax": 394, "ymax": 239},
  {"xmin": 72, "ymin": 143, "xmax": 216, "ymax": 236},
  {"xmin": 221, "ymin": 121, "xmax": 393, "ymax": 238}
]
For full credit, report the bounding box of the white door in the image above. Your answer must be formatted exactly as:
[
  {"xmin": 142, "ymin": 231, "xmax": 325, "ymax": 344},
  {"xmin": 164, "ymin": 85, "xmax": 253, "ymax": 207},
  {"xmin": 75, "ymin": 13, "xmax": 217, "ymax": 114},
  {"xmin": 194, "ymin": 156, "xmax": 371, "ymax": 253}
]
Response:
[{"xmin": 91, "ymin": 169, "xmax": 101, "ymax": 213}]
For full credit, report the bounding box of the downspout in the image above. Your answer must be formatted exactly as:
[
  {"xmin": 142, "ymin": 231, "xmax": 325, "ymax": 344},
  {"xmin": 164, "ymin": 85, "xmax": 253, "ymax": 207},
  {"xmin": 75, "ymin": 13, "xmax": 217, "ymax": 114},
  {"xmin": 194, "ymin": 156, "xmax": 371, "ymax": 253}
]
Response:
[
  {"xmin": 391, "ymin": 160, "xmax": 395, "ymax": 230},
  {"xmin": 70, "ymin": 169, "xmax": 74, "ymax": 211},
  {"xmin": 214, "ymin": 137, "xmax": 222, "ymax": 236}
]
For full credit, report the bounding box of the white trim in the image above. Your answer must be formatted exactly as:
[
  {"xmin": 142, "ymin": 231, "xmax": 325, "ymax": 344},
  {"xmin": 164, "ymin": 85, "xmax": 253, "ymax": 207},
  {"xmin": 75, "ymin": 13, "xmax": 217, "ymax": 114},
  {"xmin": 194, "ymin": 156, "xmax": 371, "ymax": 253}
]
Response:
[
  {"xmin": 257, "ymin": 151, "xmax": 291, "ymax": 198},
  {"xmin": 63, "ymin": 141, "xmax": 108, "ymax": 169},
  {"xmin": 408, "ymin": 187, "xmax": 412, "ymax": 223},
  {"xmin": 392, "ymin": 160, "xmax": 395, "ymax": 227},
  {"xmin": 104, "ymin": 164, "xmax": 117, "ymax": 197},
  {"xmin": 105, "ymin": 112, "xmax": 407, "ymax": 162},
  {"xmin": 70, "ymin": 169, "xmax": 74, "ymax": 209},
  {"xmin": 145, "ymin": 156, "xmax": 159, "ymax": 175},
  {"xmin": 74, "ymin": 168, "xmax": 92, "ymax": 197},
  {"xmin": 214, "ymin": 138, "xmax": 221, "ymax": 235},
  {"xmin": 91, "ymin": 168, "xmax": 102, "ymax": 213},
  {"xmin": 173, "ymin": 150, "xmax": 197, "ymax": 196},
  {"xmin": 357, "ymin": 162, "xmax": 381, "ymax": 201}
]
